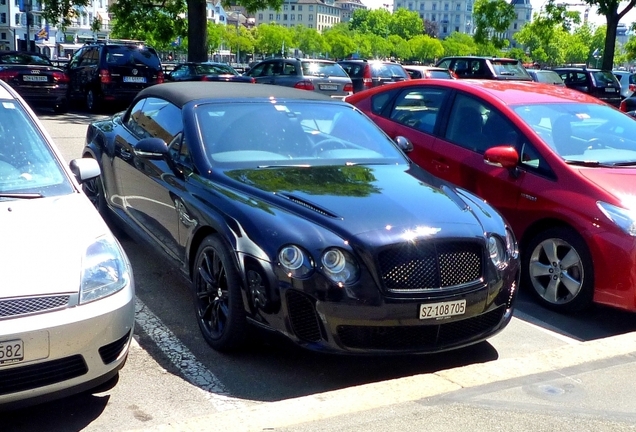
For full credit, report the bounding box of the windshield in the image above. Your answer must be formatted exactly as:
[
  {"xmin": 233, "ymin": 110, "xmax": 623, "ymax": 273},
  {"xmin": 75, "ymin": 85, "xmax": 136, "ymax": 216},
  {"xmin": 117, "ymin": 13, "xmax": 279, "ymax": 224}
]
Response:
[
  {"xmin": 0, "ymin": 100, "xmax": 72, "ymax": 197},
  {"xmin": 514, "ymin": 103, "xmax": 636, "ymax": 165},
  {"xmin": 370, "ymin": 63, "xmax": 410, "ymax": 79},
  {"xmin": 491, "ymin": 60, "xmax": 532, "ymax": 78},
  {"xmin": 195, "ymin": 101, "xmax": 407, "ymax": 166},
  {"xmin": 0, "ymin": 53, "xmax": 52, "ymax": 66},
  {"xmin": 105, "ymin": 45, "xmax": 161, "ymax": 69}
]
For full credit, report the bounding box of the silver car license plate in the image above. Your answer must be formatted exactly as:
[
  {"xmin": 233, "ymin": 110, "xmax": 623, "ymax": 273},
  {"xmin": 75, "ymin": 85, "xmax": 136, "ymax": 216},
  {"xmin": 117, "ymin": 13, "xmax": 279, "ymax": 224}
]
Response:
[
  {"xmin": 123, "ymin": 76, "xmax": 147, "ymax": 83},
  {"xmin": 319, "ymin": 84, "xmax": 338, "ymax": 91},
  {"xmin": 0, "ymin": 339, "xmax": 24, "ymax": 365},
  {"xmin": 419, "ymin": 299, "xmax": 466, "ymax": 319},
  {"xmin": 23, "ymin": 75, "xmax": 48, "ymax": 82}
]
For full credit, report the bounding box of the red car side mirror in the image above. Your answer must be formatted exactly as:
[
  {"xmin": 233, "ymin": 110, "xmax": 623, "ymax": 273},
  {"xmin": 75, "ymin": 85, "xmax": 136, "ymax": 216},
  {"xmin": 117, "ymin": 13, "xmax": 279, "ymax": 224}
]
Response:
[{"xmin": 484, "ymin": 146, "xmax": 519, "ymax": 169}]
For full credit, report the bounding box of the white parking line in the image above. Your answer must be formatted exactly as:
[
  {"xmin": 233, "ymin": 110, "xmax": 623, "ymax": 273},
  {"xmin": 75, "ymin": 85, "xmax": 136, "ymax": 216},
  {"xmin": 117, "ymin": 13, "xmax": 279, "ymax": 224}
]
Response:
[{"xmin": 134, "ymin": 298, "xmax": 249, "ymax": 411}]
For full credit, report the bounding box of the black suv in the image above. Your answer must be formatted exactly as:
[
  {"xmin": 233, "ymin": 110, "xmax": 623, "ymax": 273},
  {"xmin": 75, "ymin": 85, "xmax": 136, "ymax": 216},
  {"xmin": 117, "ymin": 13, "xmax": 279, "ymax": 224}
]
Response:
[
  {"xmin": 551, "ymin": 67, "xmax": 622, "ymax": 107},
  {"xmin": 435, "ymin": 56, "xmax": 533, "ymax": 81},
  {"xmin": 66, "ymin": 39, "xmax": 163, "ymax": 111},
  {"xmin": 337, "ymin": 59, "xmax": 410, "ymax": 93}
]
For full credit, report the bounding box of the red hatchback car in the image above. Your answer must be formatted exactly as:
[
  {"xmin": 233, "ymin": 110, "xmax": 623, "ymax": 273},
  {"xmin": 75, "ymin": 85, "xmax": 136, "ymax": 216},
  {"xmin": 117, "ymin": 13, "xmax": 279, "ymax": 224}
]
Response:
[{"xmin": 347, "ymin": 79, "xmax": 636, "ymax": 313}]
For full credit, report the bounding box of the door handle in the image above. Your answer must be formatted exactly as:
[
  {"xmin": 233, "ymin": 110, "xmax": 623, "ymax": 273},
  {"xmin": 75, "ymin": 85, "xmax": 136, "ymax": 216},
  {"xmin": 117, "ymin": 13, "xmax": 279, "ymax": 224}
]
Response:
[
  {"xmin": 120, "ymin": 149, "xmax": 132, "ymax": 160},
  {"xmin": 432, "ymin": 159, "xmax": 449, "ymax": 172}
]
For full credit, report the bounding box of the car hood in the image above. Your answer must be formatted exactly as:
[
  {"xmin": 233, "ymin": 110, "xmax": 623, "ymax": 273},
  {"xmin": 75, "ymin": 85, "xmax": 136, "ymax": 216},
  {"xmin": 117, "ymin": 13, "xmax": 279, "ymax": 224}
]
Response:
[
  {"xmin": 223, "ymin": 164, "xmax": 492, "ymax": 238},
  {"xmin": 0, "ymin": 193, "xmax": 109, "ymax": 298},
  {"xmin": 576, "ymin": 168, "xmax": 636, "ymax": 209}
]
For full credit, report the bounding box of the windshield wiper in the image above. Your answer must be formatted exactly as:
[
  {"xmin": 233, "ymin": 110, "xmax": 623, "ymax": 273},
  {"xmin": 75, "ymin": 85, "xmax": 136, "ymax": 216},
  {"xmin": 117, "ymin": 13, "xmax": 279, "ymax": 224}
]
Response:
[
  {"xmin": 0, "ymin": 192, "xmax": 44, "ymax": 199},
  {"xmin": 609, "ymin": 161, "xmax": 636, "ymax": 167},
  {"xmin": 564, "ymin": 160, "xmax": 612, "ymax": 167}
]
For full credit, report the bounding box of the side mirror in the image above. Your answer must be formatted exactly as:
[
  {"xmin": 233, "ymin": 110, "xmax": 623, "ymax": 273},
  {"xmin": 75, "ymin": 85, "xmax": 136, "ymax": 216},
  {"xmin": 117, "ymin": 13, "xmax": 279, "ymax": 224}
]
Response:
[
  {"xmin": 134, "ymin": 137, "xmax": 169, "ymax": 159},
  {"xmin": 69, "ymin": 157, "xmax": 100, "ymax": 183},
  {"xmin": 395, "ymin": 136, "xmax": 413, "ymax": 153},
  {"xmin": 484, "ymin": 146, "xmax": 518, "ymax": 169}
]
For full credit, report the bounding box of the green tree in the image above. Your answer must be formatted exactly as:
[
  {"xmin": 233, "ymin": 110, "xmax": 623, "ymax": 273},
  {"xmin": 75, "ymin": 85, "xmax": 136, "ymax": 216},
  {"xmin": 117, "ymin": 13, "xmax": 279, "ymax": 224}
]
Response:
[
  {"xmin": 323, "ymin": 24, "xmax": 357, "ymax": 59},
  {"xmin": 409, "ymin": 34, "xmax": 444, "ymax": 62},
  {"xmin": 349, "ymin": 8, "xmax": 392, "ymax": 37},
  {"xmin": 222, "ymin": 24, "xmax": 255, "ymax": 62},
  {"xmin": 388, "ymin": 9, "xmax": 424, "ymax": 40},
  {"xmin": 388, "ymin": 34, "xmax": 413, "ymax": 60},
  {"xmin": 589, "ymin": 0, "xmax": 636, "ymax": 70},
  {"xmin": 253, "ymin": 23, "xmax": 293, "ymax": 57},
  {"xmin": 292, "ymin": 25, "xmax": 326, "ymax": 57},
  {"xmin": 441, "ymin": 32, "xmax": 477, "ymax": 56},
  {"xmin": 473, "ymin": 0, "xmax": 516, "ymax": 49}
]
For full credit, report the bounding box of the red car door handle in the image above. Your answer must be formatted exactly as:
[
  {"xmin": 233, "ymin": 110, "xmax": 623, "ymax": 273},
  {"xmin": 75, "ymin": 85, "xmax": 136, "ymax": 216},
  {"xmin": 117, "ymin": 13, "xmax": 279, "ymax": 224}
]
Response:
[{"xmin": 432, "ymin": 160, "xmax": 449, "ymax": 172}]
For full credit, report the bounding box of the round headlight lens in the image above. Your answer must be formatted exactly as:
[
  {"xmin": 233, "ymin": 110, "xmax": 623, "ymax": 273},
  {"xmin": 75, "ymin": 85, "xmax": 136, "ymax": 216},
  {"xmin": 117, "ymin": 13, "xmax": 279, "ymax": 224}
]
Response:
[
  {"xmin": 321, "ymin": 248, "xmax": 359, "ymax": 284},
  {"xmin": 278, "ymin": 245, "xmax": 313, "ymax": 278},
  {"xmin": 488, "ymin": 235, "xmax": 507, "ymax": 270}
]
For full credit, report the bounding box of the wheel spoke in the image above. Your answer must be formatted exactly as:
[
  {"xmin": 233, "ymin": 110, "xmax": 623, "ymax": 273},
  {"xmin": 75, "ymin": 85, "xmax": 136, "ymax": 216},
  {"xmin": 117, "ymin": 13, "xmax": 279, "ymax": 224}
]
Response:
[
  {"xmin": 198, "ymin": 253, "xmax": 216, "ymax": 287},
  {"xmin": 561, "ymin": 272, "xmax": 582, "ymax": 297},
  {"xmin": 529, "ymin": 260, "xmax": 552, "ymax": 278},
  {"xmin": 544, "ymin": 278, "xmax": 560, "ymax": 303},
  {"xmin": 541, "ymin": 240, "xmax": 559, "ymax": 264},
  {"xmin": 560, "ymin": 248, "xmax": 580, "ymax": 270}
]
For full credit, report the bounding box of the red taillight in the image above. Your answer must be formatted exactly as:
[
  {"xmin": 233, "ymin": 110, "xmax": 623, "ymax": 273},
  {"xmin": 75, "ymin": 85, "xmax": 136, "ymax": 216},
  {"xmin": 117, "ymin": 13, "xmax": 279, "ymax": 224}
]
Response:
[
  {"xmin": 157, "ymin": 70, "xmax": 164, "ymax": 84},
  {"xmin": 343, "ymin": 83, "xmax": 353, "ymax": 93},
  {"xmin": 201, "ymin": 75, "xmax": 210, "ymax": 81},
  {"xmin": 362, "ymin": 65, "xmax": 373, "ymax": 89},
  {"xmin": 99, "ymin": 69, "xmax": 111, "ymax": 84},
  {"xmin": 294, "ymin": 80, "xmax": 315, "ymax": 91},
  {"xmin": 52, "ymin": 71, "xmax": 69, "ymax": 83},
  {"xmin": 630, "ymin": 83, "xmax": 636, "ymax": 93},
  {"xmin": 620, "ymin": 99, "xmax": 627, "ymax": 112},
  {"xmin": 0, "ymin": 69, "xmax": 18, "ymax": 81},
  {"xmin": 249, "ymin": 77, "xmax": 255, "ymax": 83}
]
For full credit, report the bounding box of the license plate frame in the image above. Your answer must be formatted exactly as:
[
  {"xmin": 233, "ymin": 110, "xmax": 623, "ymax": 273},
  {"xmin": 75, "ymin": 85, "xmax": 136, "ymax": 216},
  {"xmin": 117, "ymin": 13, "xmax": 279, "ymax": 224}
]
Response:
[
  {"xmin": 605, "ymin": 87, "xmax": 617, "ymax": 92},
  {"xmin": 0, "ymin": 338, "xmax": 24, "ymax": 365},
  {"xmin": 419, "ymin": 299, "xmax": 466, "ymax": 320},
  {"xmin": 23, "ymin": 75, "xmax": 48, "ymax": 82},
  {"xmin": 123, "ymin": 76, "xmax": 147, "ymax": 83},
  {"xmin": 319, "ymin": 84, "xmax": 338, "ymax": 91}
]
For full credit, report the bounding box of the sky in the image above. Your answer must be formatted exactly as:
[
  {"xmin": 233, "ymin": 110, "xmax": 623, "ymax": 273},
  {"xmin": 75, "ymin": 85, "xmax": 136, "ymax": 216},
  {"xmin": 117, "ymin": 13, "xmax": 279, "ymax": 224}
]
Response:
[{"xmin": 360, "ymin": 0, "xmax": 636, "ymax": 28}]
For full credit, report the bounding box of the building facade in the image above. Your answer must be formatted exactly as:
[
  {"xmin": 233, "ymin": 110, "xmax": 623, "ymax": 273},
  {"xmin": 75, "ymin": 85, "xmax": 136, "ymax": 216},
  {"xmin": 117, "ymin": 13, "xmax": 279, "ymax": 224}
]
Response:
[
  {"xmin": 335, "ymin": 0, "xmax": 367, "ymax": 23},
  {"xmin": 253, "ymin": 0, "xmax": 343, "ymax": 33}
]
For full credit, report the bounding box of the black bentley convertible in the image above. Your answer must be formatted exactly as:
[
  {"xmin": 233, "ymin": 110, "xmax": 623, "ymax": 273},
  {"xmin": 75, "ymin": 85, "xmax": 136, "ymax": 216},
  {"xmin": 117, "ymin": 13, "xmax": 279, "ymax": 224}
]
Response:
[{"xmin": 82, "ymin": 81, "xmax": 520, "ymax": 354}]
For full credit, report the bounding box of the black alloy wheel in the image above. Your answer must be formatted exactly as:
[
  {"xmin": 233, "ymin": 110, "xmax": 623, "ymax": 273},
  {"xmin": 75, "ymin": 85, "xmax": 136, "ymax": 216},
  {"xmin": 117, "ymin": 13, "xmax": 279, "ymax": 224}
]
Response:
[
  {"xmin": 522, "ymin": 227, "xmax": 594, "ymax": 313},
  {"xmin": 193, "ymin": 235, "xmax": 247, "ymax": 352},
  {"xmin": 86, "ymin": 88, "xmax": 101, "ymax": 112}
]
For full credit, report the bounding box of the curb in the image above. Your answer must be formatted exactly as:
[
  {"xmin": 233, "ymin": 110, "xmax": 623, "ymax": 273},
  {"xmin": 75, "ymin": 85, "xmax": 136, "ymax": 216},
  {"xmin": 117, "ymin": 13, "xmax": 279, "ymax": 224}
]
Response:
[{"xmin": 131, "ymin": 331, "xmax": 636, "ymax": 432}]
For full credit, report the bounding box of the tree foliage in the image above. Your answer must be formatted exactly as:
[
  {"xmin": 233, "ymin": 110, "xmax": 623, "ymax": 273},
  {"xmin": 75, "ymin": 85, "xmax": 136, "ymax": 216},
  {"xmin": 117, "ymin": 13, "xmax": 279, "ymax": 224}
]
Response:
[{"xmin": 473, "ymin": 0, "xmax": 516, "ymax": 49}]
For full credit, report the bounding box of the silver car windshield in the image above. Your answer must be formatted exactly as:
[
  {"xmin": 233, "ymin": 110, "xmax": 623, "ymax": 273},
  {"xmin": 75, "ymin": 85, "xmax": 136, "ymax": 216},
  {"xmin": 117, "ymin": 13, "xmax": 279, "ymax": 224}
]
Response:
[
  {"xmin": 514, "ymin": 103, "xmax": 636, "ymax": 165},
  {"xmin": 0, "ymin": 100, "xmax": 71, "ymax": 196},
  {"xmin": 195, "ymin": 101, "xmax": 407, "ymax": 167}
]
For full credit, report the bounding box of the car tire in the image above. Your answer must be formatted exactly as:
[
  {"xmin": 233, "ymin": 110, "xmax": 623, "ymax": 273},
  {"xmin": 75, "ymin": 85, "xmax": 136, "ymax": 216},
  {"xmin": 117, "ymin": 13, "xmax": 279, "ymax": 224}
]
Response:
[
  {"xmin": 521, "ymin": 227, "xmax": 594, "ymax": 313},
  {"xmin": 86, "ymin": 89, "xmax": 101, "ymax": 112},
  {"xmin": 192, "ymin": 235, "xmax": 247, "ymax": 352}
]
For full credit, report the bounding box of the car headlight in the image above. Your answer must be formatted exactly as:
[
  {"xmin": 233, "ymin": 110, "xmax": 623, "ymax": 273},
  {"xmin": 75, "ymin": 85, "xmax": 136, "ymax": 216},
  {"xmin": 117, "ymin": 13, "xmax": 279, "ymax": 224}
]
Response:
[
  {"xmin": 597, "ymin": 201, "xmax": 636, "ymax": 236},
  {"xmin": 320, "ymin": 248, "xmax": 359, "ymax": 284},
  {"xmin": 488, "ymin": 234, "xmax": 508, "ymax": 270},
  {"xmin": 505, "ymin": 228, "xmax": 519, "ymax": 260},
  {"xmin": 278, "ymin": 245, "xmax": 313, "ymax": 278},
  {"xmin": 80, "ymin": 235, "xmax": 130, "ymax": 304}
]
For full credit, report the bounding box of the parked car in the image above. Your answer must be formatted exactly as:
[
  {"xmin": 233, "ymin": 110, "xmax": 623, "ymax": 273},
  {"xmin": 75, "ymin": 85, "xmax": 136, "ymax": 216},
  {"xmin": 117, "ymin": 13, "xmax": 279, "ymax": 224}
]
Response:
[
  {"xmin": 404, "ymin": 65, "xmax": 454, "ymax": 80},
  {"xmin": 0, "ymin": 79, "xmax": 134, "ymax": 409},
  {"xmin": 165, "ymin": 62, "xmax": 255, "ymax": 83},
  {"xmin": 337, "ymin": 59, "xmax": 411, "ymax": 93},
  {"xmin": 347, "ymin": 78, "xmax": 636, "ymax": 313},
  {"xmin": 0, "ymin": 51, "xmax": 69, "ymax": 113},
  {"xmin": 527, "ymin": 69, "xmax": 565, "ymax": 86},
  {"xmin": 613, "ymin": 70, "xmax": 636, "ymax": 99},
  {"xmin": 81, "ymin": 81, "xmax": 519, "ymax": 354},
  {"xmin": 552, "ymin": 67, "xmax": 622, "ymax": 107},
  {"xmin": 245, "ymin": 58, "xmax": 353, "ymax": 99},
  {"xmin": 66, "ymin": 39, "xmax": 164, "ymax": 112},
  {"xmin": 435, "ymin": 56, "xmax": 533, "ymax": 81}
]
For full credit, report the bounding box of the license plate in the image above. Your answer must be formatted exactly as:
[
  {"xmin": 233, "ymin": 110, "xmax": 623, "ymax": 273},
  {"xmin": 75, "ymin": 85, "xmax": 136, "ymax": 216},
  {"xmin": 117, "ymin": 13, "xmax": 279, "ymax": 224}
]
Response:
[
  {"xmin": 419, "ymin": 299, "xmax": 466, "ymax": 319},
  {"xmin": 23, "ymin": 75, "xmax": 48, "ymax": 82},
  {"xmin": 605, "ymin": 87, "xmax": 617, "ymax": 92},
  {"xmin": 123, "ymin": 76, "xmax": 146, "ymax": 83},
  {"xmin": 320, "ymin": 84, "xmax": 338, "ymax": 91},
  {"xmin": 0, "ymin": 339, "xmax": 24, "ymax": 365}
]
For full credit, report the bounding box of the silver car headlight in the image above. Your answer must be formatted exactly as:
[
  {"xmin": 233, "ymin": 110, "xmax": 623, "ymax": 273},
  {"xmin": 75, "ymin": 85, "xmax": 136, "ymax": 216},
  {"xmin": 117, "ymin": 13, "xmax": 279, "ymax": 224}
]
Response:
[
  {"xmin": 320, "ymin": 248, "xmax": 359, "ymax": 284},
  {"xmin": 597, "ymin": 201, "xmax": 636, "ymax": 236},
  {"xmin": 505, "ymin": 228, "xmax": 519, "ymax": 260},
  {"xmin": 278, "ymin": 244, "xmax": 314, "ymax": 278},
  {"xmin": 488, "ymin": 234, "xmax": 508, "ymax": 270},
  {"xmin": 80, "ymin": 235, "xmax": 130, "ymax": 304}
]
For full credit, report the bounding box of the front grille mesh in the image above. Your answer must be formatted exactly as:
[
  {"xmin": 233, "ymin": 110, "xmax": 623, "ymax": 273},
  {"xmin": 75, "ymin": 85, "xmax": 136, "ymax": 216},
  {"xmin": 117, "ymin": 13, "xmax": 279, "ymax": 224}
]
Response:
[
  {"xmin": 378, "ymin": 241, "xmax": 483, "ymax": 291},
  {"xmin": 0, "ymin": 355, "xmax": 88, "ymax": 396},
  {"xmin": 286, "ymin": 290, "xmax": 322, "ymax": 342},
  {"xmin": 336, "ymin": 307, "xmax": 505, "ymax": 351},
  {"xmin": 99, "ymin": 331, "xmax": 131, "ymax": 365},
  {"xmin": 0, "ymin": 295, "xmax": 70, "ymax": 319}
]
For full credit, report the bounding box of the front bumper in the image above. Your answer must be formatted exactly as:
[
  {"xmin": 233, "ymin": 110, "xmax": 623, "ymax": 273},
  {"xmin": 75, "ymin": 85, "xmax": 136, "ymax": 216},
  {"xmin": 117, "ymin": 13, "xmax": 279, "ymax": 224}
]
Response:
[{"xmin": 0, "ymin": 280, "xmax": 135, "ymax": 409}]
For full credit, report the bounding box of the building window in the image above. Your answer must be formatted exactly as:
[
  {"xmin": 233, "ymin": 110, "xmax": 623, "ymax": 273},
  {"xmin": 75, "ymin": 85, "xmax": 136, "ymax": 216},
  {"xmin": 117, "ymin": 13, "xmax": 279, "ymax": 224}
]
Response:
[
  {"xmin": 0, "ymin": 13, "xmax": 5, "ymax": 23},
  {"xmin": 283, "ymin": 13, "xmax": 287, "ymax": 20},
  {"xmin": 276, "ymin": 13, "xmax": 280, "ymax": 19},
  {"xmin": 291, "ymin": 5, "xmax": 295, "ymax": 10},
  {"xmin": 269, "ymin": 13, "xmax": 273, "ymax": 20},
  {"xmin": 309, "ymin": 13, "xmax": 313, "ymax": 20},
  {"xmin": 444, "ymin": 3, "xmax": 449, "ymax": 10},
  {"xmin": 283, "ymin": 4, "xmax": 288, "ymax": 10},
  {"xmin": 432, "ymin": 3, "xmax": 436, "ymax": 10},
  {"xmin": 291, "ymin": 14, "xmax": 295, "ymax": 20},
  {"xmin": 0, "ymin": 32, "xmax": 5, "ymax": 39},
  {"xmin": 455, "ymin": 26, "xmax": 459, "ymax": 31},
  {"xmin": 299, "ymin": 5, "xmax": 302, "ymax": 10},
  {"xmin": 0, "ymin": 0, "xmax": 5, "ymax": 5},
  {"xmin": 408, "ymin": 2, "xmax": 413, "ymax": 9},
  {"xmin": 467, "ymin": 1, "xmax": 472, "ymax": 11},
  {"xmin": 513, "ymin": 22, "xmax": 517, "ymax": 29},
  {"xmin": 456, "ymin": 2, "xmax": 460, "ymax": 10},
  {"xmin": 258, "ymin": 13, "xmax": 263, "ymax": 19},
  {"xmin": 432, "ymin": 13, "xmax": 436, "ymax": 21},
  {"xmin": 298, "ymin": 13, "xmax": 302, "ymax": 20},
  {"xmin": 14, "ymin": 13, "xmax": 19, "ymax": 25},
  {"xmin": 443, "ymin": 25, "xmax": 447, "ymax": 32},
  {"xmin": 309, "ymin": 5, "xmax": 313, "ymax": 11}
]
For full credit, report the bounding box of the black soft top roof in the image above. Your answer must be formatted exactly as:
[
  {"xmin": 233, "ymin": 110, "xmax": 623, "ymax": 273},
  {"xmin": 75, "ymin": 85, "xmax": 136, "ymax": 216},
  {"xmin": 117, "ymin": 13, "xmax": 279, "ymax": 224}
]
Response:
[{"xmin": 136, "ymin": 82, "xmax": 333, "ymax": 109}]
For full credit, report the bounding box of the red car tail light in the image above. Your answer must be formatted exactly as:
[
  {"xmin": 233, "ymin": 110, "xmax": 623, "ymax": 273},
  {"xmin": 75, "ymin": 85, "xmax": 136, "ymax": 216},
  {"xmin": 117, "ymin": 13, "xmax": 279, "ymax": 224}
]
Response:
[
  {"xmin": 201, "ymin": 75, "xmax": 210, "ymax": 81},
  {"xmin": 157, "ymin": 70, "xmax": 164, "ymax": 84},
  {"xmin": 343, "ymin": 83, "xmax": 353, "ymax": 93},
  {"xmin": 362, "ymin": 65, "xmax": 373, "ymax": 89},
  {"xmin": 52, "ymin": 71, "xmax": 69, "ymax": 83},
  {"xmin": 0, "ymin": 69, "xmax": 18, "ymax": 81},
  {"xmin": 620, "ymin": 99, "xmax": 628, "ymax": 112},
  {"xmin": 249, "ymin": 77, "xmax": 256, "ymax": 83},
  {"xmin": 630, "ymin": 83, "xmax": 636, "ymax": 93},
  {"xmin": 99, "ymin": 69, "xmax": 111, "ymax": 84},
  {"xmin": 294, "ymin": 80, "xmax": 315, "ymax": 91}
]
